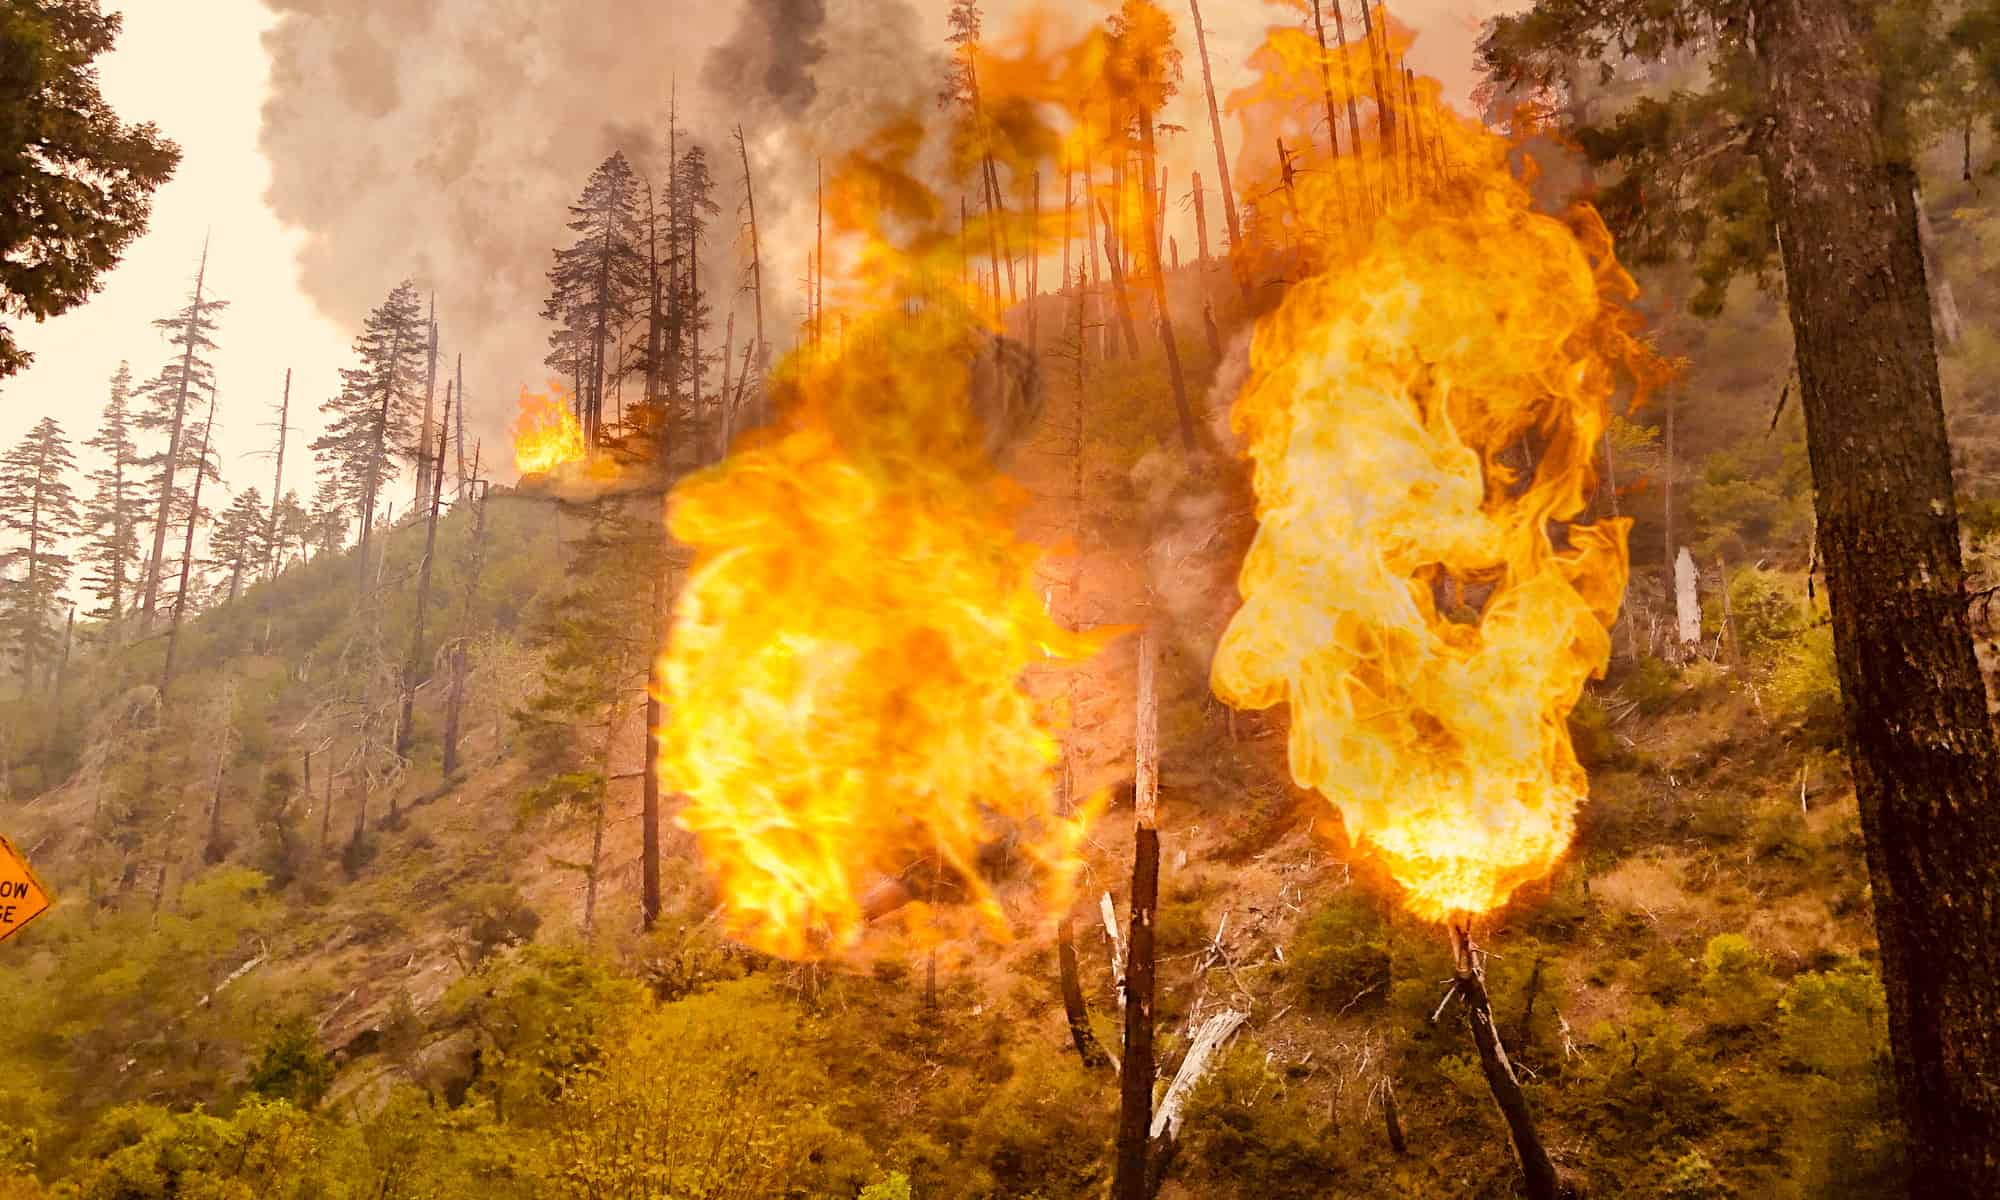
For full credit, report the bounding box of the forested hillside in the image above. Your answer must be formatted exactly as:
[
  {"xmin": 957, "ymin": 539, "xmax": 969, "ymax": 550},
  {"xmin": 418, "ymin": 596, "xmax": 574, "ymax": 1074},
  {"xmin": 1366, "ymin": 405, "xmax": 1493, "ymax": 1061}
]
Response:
[{"xmin": 3, "ymin": 0, "xmax": 2000, "ymax": 1197}]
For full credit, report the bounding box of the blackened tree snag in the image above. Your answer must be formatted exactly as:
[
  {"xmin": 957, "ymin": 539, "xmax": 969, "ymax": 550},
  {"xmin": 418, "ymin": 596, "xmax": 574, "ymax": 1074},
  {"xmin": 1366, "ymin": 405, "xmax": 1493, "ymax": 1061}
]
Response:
[
  {"xmin": 1451, "ymin": 923, "xmax": 1570, "ymax": 1200},
  {"xmin": 1752, "ymin": 0, "xmax": 2000, "ymax": 1189},
  {"xmin": 395, "ymin": 395, "xmax": 452, "ymax": 759},
  {"xmin": 1186, "ymin": 0, "xmax": 1243, "ymax": 273},
  {"xmin": 1059, "ymin": 914, "xmax": 1111, "ymax": 1069},
  {"xmin": 1113, "ymin": 634, "xmax": 1161, "ymax": 1200}
]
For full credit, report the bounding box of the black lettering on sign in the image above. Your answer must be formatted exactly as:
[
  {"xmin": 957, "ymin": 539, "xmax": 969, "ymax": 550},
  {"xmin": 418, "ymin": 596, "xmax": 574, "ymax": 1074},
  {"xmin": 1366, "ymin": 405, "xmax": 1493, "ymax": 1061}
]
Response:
[
  {"xmin": 0, "ymin": 905, "xmax": 14, "ymax": 923},
  {"xmin": 0, "ymin": 880, "xmax": 18, "ymax": 899}
]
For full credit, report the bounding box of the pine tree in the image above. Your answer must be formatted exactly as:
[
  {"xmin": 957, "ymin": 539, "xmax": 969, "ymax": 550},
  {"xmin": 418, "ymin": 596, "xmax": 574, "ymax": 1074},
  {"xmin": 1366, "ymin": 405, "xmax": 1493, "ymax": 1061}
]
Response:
[
  {"xmin": 310, "ymin": 280, "xmax": 426, "ymax": 590},
  {"xmin": 271, "ymin": 489, "xmax": 310, "ymax": 571},
  {"xmin": 307, "ymin": 472, "xmax": 347, "ymax": 560},
  {"xmin": 0, "ymin": 417, "xmax": 81, "ymax": 691},
  {"xmin": 134, "ymin": 246, "xmax": 226, "ymax": 629},
  {"xmin": 669, "ymin": 144, "xmax": 721, "ymax": 442},
  {"xmin": 543, "ymin": 153, "xmax": 646, "ymax": 451},
  {"xmin": 0, "ymin": 1, "xmax": 180, "ymax": 377},
  {"xmin": 81, "ymin": 362, "xmax": 146, "ymax": 641},
  {"xmin": 208, "ymin": 488, "xmax": 267, "ymax": 605}
]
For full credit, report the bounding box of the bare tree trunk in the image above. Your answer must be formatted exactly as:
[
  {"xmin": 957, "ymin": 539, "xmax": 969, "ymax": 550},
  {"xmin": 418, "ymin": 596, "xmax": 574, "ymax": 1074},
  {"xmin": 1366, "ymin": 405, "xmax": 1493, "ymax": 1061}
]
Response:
[
  {"xmin": 734, "ymin": 125, "xmax": 769, "ymax": 425},
  {"xmin": 442, "ymin": 450, "xmax": 486, "ymax": 779},
  {"xmin": 415, "ymin": 295, "xmax": 438, "ymax": 506},
  {"xmin": 1451, "ymin": 925, "xmax": 1571, "ymax": 1199},
  {"xmin": 1098, "ymin": 200, "xmax": 1142, "ymax": 359},
  {"xmin": 1188, "ymin": 0, "xmax": 1242, "ymax": 273},
  {"xmin": 716, "ymin": 311, "xmax": 735, "ymax": 463},
  {"xmin": 454, "ymin": 355, "xmax": 467, "ymax": 501},
  {"xmin": 142, "ymin": 239, "xmax": 209, "ymax": 630},
  {"xmin": 1113, "ymin": 635, "xmax": 1162, "ymax": 1200},
  {"xmin": 356, "ymin": 325, "xmax": 404, "ymax": 596},
  {"xmin": 1755, "ymin": 1, "xmax": 2000, "ymax": 1188},
  {"xmin": 1136, "ymin": 109, "xmax": 1197, "ymax": 453},
  {"xmin": 160, "ymin": 386, "xmax": 218, "ymax": 708},
  {"xmin": 319, "ymin": 759, "xmax": 333, "ymax": 854},
  {"xmin": 1059, "ymin": 914, "xmax": 1111, "ymax": 1068},
  {"xmin": 641, "ymin": 557, "xmax": 666, "ymax": 930},
  {"xmin": 396, "ymin": 396, "xmax": 452, "ymax": 758}
]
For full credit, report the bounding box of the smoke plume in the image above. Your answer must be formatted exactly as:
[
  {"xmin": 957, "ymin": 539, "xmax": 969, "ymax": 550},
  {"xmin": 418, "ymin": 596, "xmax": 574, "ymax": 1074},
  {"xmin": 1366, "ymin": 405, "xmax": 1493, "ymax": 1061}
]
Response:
[{"xmin": 258, "ymin": 0, "xmax": 932, "ymax": 450}]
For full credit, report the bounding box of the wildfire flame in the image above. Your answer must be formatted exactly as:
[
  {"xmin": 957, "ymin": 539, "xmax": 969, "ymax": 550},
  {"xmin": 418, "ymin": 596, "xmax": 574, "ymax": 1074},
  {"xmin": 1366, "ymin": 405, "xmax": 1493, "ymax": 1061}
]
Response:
[
  {"xmin": 511, "ymin": 384, "xmax": 587, "ymax": 476},
  {"xmin": 660, "ymin": 123, "xmax": 1112, "ymax": 958},
  {"xmin": 1211, "ymin": 14, "xmax": 1671, "ymax": 920}
]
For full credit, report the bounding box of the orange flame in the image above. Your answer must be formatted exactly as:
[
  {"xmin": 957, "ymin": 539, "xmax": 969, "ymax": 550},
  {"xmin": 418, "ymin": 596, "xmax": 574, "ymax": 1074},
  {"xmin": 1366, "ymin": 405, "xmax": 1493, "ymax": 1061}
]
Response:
[
  {"xmin": 511, "ymin": 384, "xmax": 586, "ymax": 476},
  {"xmin": 657, "ymin": 9, "xmax": 1169, "ymax": 962},
  {"xmin": 1212, "ymin": 18, "xmax": 1671, "ymax": 920}
]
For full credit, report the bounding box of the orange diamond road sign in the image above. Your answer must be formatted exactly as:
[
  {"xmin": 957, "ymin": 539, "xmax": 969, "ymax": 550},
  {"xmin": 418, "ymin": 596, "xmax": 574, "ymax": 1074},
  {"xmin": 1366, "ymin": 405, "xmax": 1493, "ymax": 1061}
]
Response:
[{"xmin": 0, "ymin": 835, "xmax": 52, "ymax": 945}]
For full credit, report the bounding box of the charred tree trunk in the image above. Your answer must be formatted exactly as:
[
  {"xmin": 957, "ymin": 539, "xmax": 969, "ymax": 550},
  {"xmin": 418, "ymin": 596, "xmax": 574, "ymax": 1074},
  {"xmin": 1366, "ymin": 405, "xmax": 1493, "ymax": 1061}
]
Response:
[
  {"xmin": 1451, "ymin": 925, "xmax": 1570, "ymax": 1199},
  {"xmin": 1113, "ymin": 635, "xmax": 1162, "ymax": 1200},
  {"xmin": 356, "ymin": 324, "xmax": 404, "ymax": 596},
  {"xmin": 1753, "ymin": 1, "xmax": 2000, "ymax": 1190},
  {"xmin": 396, "ymin": 397, "xmax": 452, "ymax": 759},
  {"xmin": 1188, "ymin": 0, "xmax": 1243, "ymax": 294},
  {"xmin": 641, "ymin": 554, "xmax": 667, "ymax": 930},
  {"xmin": 441, "ymin": 452, "xmax": 487, "ymax": 780},
  {"xmin": 415, "ymin": 296, "xmax": 438, "ymax": 507},
  {"xmin": 1136, "ymin": 109, "xmax": 1197, "ymax": 454},
  {"xmin": 1059, "ymin": 914, "xmax": 1111, "ymax": 1069},
  {"xmin": 734, "ymin": 125, "xmax": 769, "ymax": 425},
  {"xmin": 1098, "ymin": 200, "xmax": 1142, "ymax": 359},
  {"xmin": 454, "ymin": 356, "xmax": 467, "ymax": 501}
]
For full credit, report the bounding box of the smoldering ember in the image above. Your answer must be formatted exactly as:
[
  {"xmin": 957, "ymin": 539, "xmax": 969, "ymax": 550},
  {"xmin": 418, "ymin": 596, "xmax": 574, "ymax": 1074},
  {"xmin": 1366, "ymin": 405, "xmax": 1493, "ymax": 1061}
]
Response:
[{"xmin": 0, "ymin": 1, "xmax": 1996, "ymax": 1196}]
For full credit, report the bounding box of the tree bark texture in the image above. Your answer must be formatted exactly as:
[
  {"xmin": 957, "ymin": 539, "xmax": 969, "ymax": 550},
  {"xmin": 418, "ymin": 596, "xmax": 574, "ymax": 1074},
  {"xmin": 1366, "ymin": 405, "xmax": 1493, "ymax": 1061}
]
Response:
[
  {"xmin": 1452, "ymin": 925, "xmax": 1568, "ymax": 1200},
  {"xmin": 1754, "ymin": 1, "xmax": 2000, "ymax": 1192},
  {"xmin": 1058, "ymin": 915, "xmax": 1110, "ymax": 1069}
]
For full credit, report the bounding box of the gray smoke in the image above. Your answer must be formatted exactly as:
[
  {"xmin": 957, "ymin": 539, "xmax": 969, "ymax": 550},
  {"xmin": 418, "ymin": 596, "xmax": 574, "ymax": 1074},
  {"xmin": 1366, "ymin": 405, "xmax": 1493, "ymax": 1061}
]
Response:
[
  {"xmin": 258, "ymin": 0, "xmax": 933, "ymax": 450},
  {"xmin": 703, "ymin": 0, "xmax": 829, "ymax": 120}
]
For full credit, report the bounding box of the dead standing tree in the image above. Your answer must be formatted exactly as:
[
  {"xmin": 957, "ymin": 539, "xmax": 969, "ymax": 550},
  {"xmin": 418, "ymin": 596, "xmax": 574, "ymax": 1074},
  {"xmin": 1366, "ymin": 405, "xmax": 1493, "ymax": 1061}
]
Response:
[
  {"xmin": 1443, "ymin": 923, "xmax": 1576, "ymax": 1199},
  {"xmin": 1112, "ymin": 633, "xmax": 1161, "ymax": 1200},
  {"xmin": 395, "ymin": 394, "xmax": 453, "ymax": 756}
]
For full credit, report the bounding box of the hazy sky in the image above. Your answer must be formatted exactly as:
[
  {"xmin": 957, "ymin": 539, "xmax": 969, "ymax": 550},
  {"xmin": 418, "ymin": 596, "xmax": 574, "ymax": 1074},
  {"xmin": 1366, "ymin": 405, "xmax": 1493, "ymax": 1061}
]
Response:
[{"xmin": 0, "ymin": 0, "xmax": 1507, "ymax": 531}]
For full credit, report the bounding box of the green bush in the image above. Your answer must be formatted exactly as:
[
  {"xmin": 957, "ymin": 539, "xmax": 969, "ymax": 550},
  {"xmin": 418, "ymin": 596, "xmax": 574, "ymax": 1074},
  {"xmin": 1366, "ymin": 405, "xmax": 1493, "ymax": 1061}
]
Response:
[
  {"xmin": 1288, "ymin": 895, "xmax": 1390, "ymax": 1013},
  {"xmin": 1717, "ymin": 567, "xmax": 1805, "ymax": 652},
  {"xmin": 246, "ymin": 1017, "xmax": 334, "ymax": 1109},
  {"xmin": 1770, "ymin": 625, "xmax": 1842, "ymax": 736},
  {"xmin": 1701, "ymin": 934, "xmax": 1777, "ymax": 1033},
  {"xmin": 1177, "ymin": 1045, "xmax": 1344, "ymax": 1199}
]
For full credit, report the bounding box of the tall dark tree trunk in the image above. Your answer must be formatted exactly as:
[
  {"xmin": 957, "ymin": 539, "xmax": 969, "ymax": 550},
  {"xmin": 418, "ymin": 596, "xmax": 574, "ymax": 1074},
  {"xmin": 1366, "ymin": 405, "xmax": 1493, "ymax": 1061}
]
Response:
[
  {"xmin": 1113, "ymin": 636, "xmax": 1161, "ymax": 1200},
  {"xmin": 454, "ymin": 356, "xmax": 467, "ymax": 501},
  {"xmin": 1753, "ymin": 2, "xmax": 2000, "ymax": 1192},
  {"xmin": 142, "ymin": 242, "xmax": 208, "ymax": 630},
  {"xmin": 356, "ymin": 325, "xmax": 404, "ymax": 595},
  {"xmin": 1184, "ymin": 0, "xmax": 1232, "ymax": 262},
  {"xmin": 1058, "ymin": 914, "xmax": 1110, "ymax": 1069},
  {"xmin": 159, "ymin": 387, "xmax": 217, "ymax": 708},
  {"xmin": 1136, "ymin": 109, "xmax": 1197, "ymax": 454},
  {"xmin": 641, "ymin": 558, "xmax": 666, "ymax": 930},
  {"xmin": 1451, "ymin": 925, "xmax": 1568, "ymax": 1199},
  {"xmin": 415, "ymin": 296, "xmax": 438, "ymax": 506},
  {"xmin": 442, "ymin": 449, "xmax": 486, "ymax": 780},
  {"xmin": 396, "ymin": 397, "xmax": 452, "ymax": 758},
  {"xmin": 734, "ymin": 125, "xmax": 768, "ymax": 425}
]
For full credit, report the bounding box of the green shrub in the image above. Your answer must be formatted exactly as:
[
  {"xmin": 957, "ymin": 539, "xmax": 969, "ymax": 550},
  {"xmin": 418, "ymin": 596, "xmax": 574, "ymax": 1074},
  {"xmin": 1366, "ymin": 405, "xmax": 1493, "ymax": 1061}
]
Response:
[
  {"xmin": 246, "ymin": 1017, "xmax": 334, "ymax": 1109},
  {"xmin": 1177, "ymin": 1045, "xmax": 1344, "ymax": 1199},
  {"xmin": 1289, "ymin": 895, "xmax": 1390, "ymax": 1013},
  {"xmin": 1701, "ymin": 934, "xmax": 1777, "ymax": 1032},
  {"xmin": 1717, "ymin": 567, "xmax": 1805, "ymax": 651},
  {"xmin": 1770, "ymin": 625, "xmax": 1842, "ymax": 736}
]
